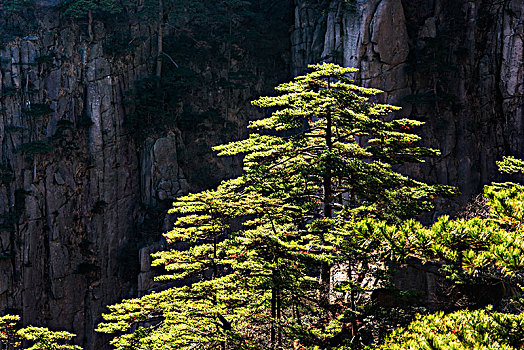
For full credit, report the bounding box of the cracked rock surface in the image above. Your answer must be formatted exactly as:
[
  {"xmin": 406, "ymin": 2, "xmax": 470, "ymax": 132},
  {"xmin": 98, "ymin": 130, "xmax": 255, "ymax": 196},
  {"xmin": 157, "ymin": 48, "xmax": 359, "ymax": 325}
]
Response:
[
  {"xmin": 0, "ymin": 3, "xmax": 289, "ymax": 348},
  {"xmin": 292, "ymin": 0, "xmax": 523, "ymax": 198},
  {"xmin": 0, "ymin": 16, "xmax": 151, "ymax": 350},
  {"xmin": 0, "ymin": 0, "xmax": 522, "ymax": 348}
]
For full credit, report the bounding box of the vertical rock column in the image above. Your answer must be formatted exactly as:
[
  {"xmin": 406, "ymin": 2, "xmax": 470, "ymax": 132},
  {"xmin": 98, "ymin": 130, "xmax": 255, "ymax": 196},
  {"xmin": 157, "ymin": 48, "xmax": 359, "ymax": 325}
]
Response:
[
  {"xmin": 0, "ymin": 19, "xmax": 158, "ymax": 349},
  {"xmin": 291, "ymin": 0, "xmax": 524, "ymax": 196}
]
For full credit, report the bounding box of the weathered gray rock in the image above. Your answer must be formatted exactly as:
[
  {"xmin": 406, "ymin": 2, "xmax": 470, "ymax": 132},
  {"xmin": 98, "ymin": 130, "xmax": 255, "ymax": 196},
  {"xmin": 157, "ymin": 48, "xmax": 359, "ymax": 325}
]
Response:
[
  {"xmin": 370, "ymin": 0, "xmax": 409, "ymax": 66},
  {"xmin": 0, "ymin": 20, "xmax": 153, "ymax": 350},
  {"xmin": 137, "ymin": 242, "xmax": 164, "ymax": 296},
  {"xmin": 292, "ymin": 0, "xmax": 524, "ymax": 198},
  {"xmin": 0, "ymin": 3, "xmax": 289, "ymax": 349}
]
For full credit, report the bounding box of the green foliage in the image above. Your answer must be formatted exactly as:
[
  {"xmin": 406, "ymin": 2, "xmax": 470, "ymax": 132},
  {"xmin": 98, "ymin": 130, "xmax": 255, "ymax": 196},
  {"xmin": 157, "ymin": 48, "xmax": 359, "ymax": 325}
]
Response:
[
  {"xmin": 17, "ymin": 140, "xmax": 54, "ymax": 158},
  {"xmin": 0, "ymin": 1, "xmax": 38, "ymax": 47},
  {"xmin": 338, "ymin": 214, "xmax": 522, "ymax": 283},
  {"xmin": 102, "ymin": 32, "xmax": 145, "ymax": 57},
  {"xmin": 23, "ymin": 103, "xmax": 54, "ymax": 118},
  {"xmin": 0, "ymin": 315, "xmax": 82, "ymax": 350},
  {"xmin": 410, "ymin": 35, "xmax": 459, "ymax": 75},
  {"xmin": 99, "ymin": 64, "xmax": 455, "ymax": 349},
  {"xmin": 1, "ymin": 0, "xmax": 35, "ymax": 13},
  {"xmin": 34, "ymin": 54, "xmax": 57, "ymax": 67},
  {"xmin": 0, "ymin": 213, "xmax": 19, "ymax": 233},
  {"xmin": 6, "ymin": 125, "xmax": 25, "ymax": 134},
  {"xmin": 329, "ymin": 157, "xmax": 524, "ymax": 286},
  {"xmin": 361, "ymin": 158, "xmax": 524, "ymax": 347},
  {"xmin": 18, "ymin": 327, "xmax": 82, "ymax": 350},
  {"xmin": 98, "ymin": 182, "xmax": 306, "ymax": 349},
  {"xmin": 56, "ymin": 0, "xmax": 122, "ymax": 18},
  {"xmin": 0, "ymin": 162, "xmax": 14, "ymax": 184},
  {"xmin": 216, "ymin": 63, "xmax": 454, "ymax": 221},
  {"xmin": 0, "ymin": 315, "xmax": 19, "ymax": 345},
  {"xmin": 123, "ymin": 73, "xmax": 194, "ymax": 140},
  {"xmin": 98, "ymin": 63, "xmax": 524, "ymax": 349},
  {"xmin": 1, "ymin": 87, "xmax": 20, "ymax": 98},
  {"xmin": 343, "ymin": 0, "xmax": 357, "ymax": 13},
  {"xmin": 77, "ymin": 113, "xmax": 94, "ymax": 128},
  {"xmin": 379, "ymin": 307, "xmax": 524, "ymax": 349},
  {"xmin": 124, "ymin": 0, "xmax": 291, "ymax": 134},
  {"xmin": 497, "ymin": 156, "xmax": 524, "ymax": 174},
  {"xmin": 402, "ymin": 92, "xmax": 445, "ymax": 105},
  {"xmin": 91, "ymin": 200, "xmax": 107, "ymax": 214}
]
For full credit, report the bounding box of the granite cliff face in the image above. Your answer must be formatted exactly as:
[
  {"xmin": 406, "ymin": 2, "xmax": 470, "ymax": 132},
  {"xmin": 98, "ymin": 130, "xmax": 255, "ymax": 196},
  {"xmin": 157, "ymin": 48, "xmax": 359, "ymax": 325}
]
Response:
[
  {"xmin": 0, "ymin": 11, "xmax": 154, "ymax": 349},
  {"xmin": 292, "ymin": 0, "xmax": 523, "ymax": 197},
  {"xmin": 0, "ymin": 3, "xmax": 289, "ymax": 349},
  {"xmin": 0, "ymin": 0, "xmax": 523, "ymax": 348}
]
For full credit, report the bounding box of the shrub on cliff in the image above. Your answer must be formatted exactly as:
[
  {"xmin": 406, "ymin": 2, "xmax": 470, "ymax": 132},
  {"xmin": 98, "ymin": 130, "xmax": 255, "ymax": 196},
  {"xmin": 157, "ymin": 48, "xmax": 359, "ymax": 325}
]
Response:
[
  {"xmin": 56, "ymin": 0, "xmax": 121, "ymax": 18},
  {"xmin": 1, "ymin": 0, "xmax": 34, "ymax": 13},
  {"xmin": 379, "ymin": 307, "xmax": 524, "ymax": 350},
  {"xmin": 56, "ymin": 0, "xmax": 122, "ymax": 41},
  {"xmin": 0, "ymin": 315, "xmax": 81, "ymax": 350}
]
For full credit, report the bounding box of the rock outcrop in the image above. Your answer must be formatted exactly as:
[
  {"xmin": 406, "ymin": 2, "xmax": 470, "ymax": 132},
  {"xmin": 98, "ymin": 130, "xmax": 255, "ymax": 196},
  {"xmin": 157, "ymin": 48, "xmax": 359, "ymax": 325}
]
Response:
[
  {"xmin": 0, "ymin": 11, "xmax": 152, "ymax": 350},
  {"xmin": 292, "ymin": 0, "xmax": 524, "ymax": 197},
  {"xmin": 0, "ymin": 3, "xmax": 290, "ymax": 349},
  {"xmin": 1, "ymin": 0, "xmax": 523, "ymax": 348}
]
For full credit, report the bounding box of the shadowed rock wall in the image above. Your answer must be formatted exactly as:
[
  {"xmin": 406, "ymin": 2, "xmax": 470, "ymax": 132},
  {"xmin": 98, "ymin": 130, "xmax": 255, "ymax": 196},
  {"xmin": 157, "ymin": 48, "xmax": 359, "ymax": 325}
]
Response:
[
  {"xmin": 0, "ymin": 2, "xmax": 291, "ymax": 348},
  {"xmin": 0, "ymin": 11, "xmax": 155, "ymax": 350},
  {"xmin": 292, "ymin": 0, "xmax": 523, "ymax": 197},
  {"xmin": 1, "ymin": 0, "xmax": 522, "ymax": 348}
]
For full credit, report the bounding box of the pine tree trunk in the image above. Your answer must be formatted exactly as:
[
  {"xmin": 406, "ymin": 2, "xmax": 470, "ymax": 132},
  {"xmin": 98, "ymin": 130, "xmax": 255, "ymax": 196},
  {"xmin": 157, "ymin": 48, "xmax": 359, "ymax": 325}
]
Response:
[
  {"xmin": 271, "ymin": 280, "xmax": 276, "ymax": 349},
  {"xmin": 347, "ymin": 261, "xmax": 359, "ymax": 343},
  {"xmin": 320, "ymin": 102, "xmax": 334, "ymax": 306},
  {"xmin": 156, "ymin": 0, "xmax": 163, "ymax": 80},
  {"xmin": 276, "ymin": 287, "xmax": 282, "ymax": 348},
  {"xmin": 213, "ymin": 232, "xmax": 226, "ymax": 350}
]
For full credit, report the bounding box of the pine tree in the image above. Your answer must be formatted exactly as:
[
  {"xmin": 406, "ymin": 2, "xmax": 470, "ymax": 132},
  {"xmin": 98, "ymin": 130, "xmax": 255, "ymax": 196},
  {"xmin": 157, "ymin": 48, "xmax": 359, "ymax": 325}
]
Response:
[
  {"xmin": 57, "ymin": 0, "xmax": 121, "ymax": 18},
  {"xmin": 379, "ymin": 307, "xmax": 524, "ymax": 350},
  {"xmin": 214, "ymin": 63, "xmax": 454, "ymax": 341},
  {"xmin": 215, "ymin": 63, "xmax": 452, "ymax": 221},
  {"xmin": 97, "ymin": 63, "xmax": 454, "ymax": 349},
  {"xmin": 0, "ymin": 315, "xmax": 81, "ymax": 350},
  {"xmin": 97, "ymin": 180, "xmax": 319, "ymax": 349},
  {"xmin": 372, "ymin": 157, "xmax": 524, "ymax": 349},
  {"xmin": 56, "ymin": 0, "xmax": 122, "ymax": 40}
]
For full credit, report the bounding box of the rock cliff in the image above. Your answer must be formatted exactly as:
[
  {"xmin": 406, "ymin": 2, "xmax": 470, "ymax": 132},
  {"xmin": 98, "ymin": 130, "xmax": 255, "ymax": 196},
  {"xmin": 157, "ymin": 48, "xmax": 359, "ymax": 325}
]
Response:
[
  {"xmin": 0, "ymin": 0, "xmax": 523, "ymax": 348},
  {"xmin": 0, "ymin": 2, "xmax": 290, "ymax": 349},
  {"xmin": 0, "ymin": 9, "xmax": 152, "ymax": 349},
  {"xmin": 292, "ymin": 0, "xmax": 523, "ymax": 197}
]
